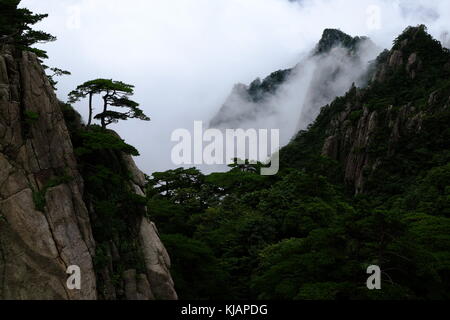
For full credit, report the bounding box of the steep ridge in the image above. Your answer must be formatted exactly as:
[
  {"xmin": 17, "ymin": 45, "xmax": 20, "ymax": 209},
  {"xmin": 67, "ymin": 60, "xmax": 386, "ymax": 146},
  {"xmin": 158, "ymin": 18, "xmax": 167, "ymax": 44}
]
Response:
[
  {"xmin": 65, "ymin": 123, "xmax": 178, "ymax": 300},
  {"xmin": 0, "ymin": 45, "xmax": 177, "ymax": 300},
  {"xmin": 210, "ymin": 29, "xmax": 378, "ymax": 136},
  {"xmin": 281, "ymin": 25, "xmax": 450, "ymax": 195},
  {"xmin": 0, "ymin": 45, "xmax": 97, "ymax": 299}
]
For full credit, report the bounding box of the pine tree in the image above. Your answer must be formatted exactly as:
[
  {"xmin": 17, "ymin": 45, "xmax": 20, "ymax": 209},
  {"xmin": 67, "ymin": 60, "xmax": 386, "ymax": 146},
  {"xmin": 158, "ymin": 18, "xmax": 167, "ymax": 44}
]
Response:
[
  {"xmin": 68, "ymin": 79, "xmax": 150, "ymax": 128},
  {"xmin": 0, "ymin": 0, "xmax": 56, "ymax": 58}
]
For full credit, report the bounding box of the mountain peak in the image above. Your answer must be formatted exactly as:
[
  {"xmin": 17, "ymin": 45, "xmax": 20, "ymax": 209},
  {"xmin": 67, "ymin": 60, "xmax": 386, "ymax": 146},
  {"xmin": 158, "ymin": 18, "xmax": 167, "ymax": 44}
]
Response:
[
  {"xmin": 393, "ymin": 24, "xmax": 429, "ymax": 46},
  {"xmin": 315, "ymin": 28, "xmax": 370, "ymax": 54},
  {"xmin": 371, "ymin": 24, "xmax": 450, "ymax": 83},
  {"xmin": 392, "ymin": 24, "xmax": 447, "ymax": 55}
]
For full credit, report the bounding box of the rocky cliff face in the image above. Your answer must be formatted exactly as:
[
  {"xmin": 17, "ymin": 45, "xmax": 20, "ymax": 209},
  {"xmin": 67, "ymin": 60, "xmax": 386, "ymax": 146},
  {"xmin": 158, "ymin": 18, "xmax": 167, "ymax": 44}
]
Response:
[
  {"xmin": 0, "ymin": 46, "xmax": 97, "ymax": 299},
  {"xmin": 92, "ymin": 150, "xmax": 177, "ymax": 300},
  {"xmin": 279, "ymin": 25, "xmax": 450, "ymax": 196},
  {"xmin": 0, "ymin": 46, "xmax": 176, "ymax": 300},
  {"xmin": 321, "ymin": 93, "xmax": 431, "ymax": 194},
  {"xmin": 317, "ymin": 26, "xmax": 450, "ymax": 194}
]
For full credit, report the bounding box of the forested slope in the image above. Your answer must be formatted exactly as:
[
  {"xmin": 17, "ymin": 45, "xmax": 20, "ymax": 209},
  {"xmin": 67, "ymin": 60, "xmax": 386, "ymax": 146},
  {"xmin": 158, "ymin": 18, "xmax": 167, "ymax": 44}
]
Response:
[{"xmin": 148, "ymin": 25, "xmax": 450, "ymax": 300}]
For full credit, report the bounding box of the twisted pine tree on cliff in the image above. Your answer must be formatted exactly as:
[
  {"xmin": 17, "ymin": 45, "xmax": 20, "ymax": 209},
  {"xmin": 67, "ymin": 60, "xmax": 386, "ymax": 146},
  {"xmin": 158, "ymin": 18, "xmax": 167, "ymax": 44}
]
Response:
[
  {"xmin": 68, "ymin": 79, "xmax": 150, "ymax": 128},
  {"xmin": 0, "ymin": 0, "xmax": 68, "ymax": 87},
  {"xmin": 0, "ymin": 0, "xmax": 56, "ymax": 58}
]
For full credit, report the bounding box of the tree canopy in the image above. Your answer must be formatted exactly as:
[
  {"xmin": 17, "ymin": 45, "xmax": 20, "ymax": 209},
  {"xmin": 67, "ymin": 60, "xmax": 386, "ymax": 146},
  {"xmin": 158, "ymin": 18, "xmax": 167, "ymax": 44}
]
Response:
[
  {"xmin": 144, "ymin": 26, "xmax": 450, "ymax": 300},
  {"xmin": 0, "ymin": 0, "xmax": 55, "ymax": 58},
  {"xmin": 68, "ymin": 79, "xmax": 150, "ymax": 128}
]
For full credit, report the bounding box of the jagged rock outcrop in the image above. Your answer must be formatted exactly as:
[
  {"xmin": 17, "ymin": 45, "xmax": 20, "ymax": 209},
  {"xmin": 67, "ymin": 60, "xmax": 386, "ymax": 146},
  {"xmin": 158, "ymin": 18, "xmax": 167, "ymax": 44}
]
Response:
[
  {"xmin": 279, "ymin": 25, "xmax": 450, "ymax": 196},
  {"xmin": 209, "ymin": 70, "xmax": 292, "ymax": 128},
  {"xmin": 315, "ymin": 28, "xmax": 371, "ymax": 55},
  {"xmin": 209, "ymin": 29, "xmax": 378, "ymax": 139},
  {"xmin": 321, "ymin": 100, "xmax": 431, "ymax": 194},
  {"xmin": 320, "ymin": 25, "xmax": 450, "ymax": 194},
  {"xmin": 0, "ymin": 46, "xmax": 177, "ymax": 300}
]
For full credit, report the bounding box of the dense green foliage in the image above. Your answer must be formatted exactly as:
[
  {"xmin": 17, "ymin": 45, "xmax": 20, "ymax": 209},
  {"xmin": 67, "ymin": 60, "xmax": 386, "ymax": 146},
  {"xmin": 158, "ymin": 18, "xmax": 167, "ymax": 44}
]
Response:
[
  {"xmin": 0, "ymin": 1, "xmax": 70, "ymax": 90},
  {"xmin": 147, "ymin": 26, "xmax": 450, "ymax": 300},
  {"xmin": 0, "ymin": 0, "xmax": 55, "ymax": 58},
  {"xmin": 62, "ymin": 104, "xmax": 149, "ymax": 299},
  {"xmin": 147, "ymin": 164, "xmax": 445, "ymax": 299}
]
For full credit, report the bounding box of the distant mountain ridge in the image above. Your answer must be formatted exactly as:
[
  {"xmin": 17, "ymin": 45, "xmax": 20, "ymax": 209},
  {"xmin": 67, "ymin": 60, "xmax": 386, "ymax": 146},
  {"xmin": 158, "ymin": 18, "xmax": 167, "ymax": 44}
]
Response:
[
  {"xmin": 209, "ymin": 29, "xmax": 378, "ymax": 147},
  {"xmin": 315, "ymin": 28, "xmax": 370, "ymax": 55},
  {"xmin": 281, "ymin": 24, "xmax": 450, "ymax": 194},
  {"xmin": 147, "ymin": 26, "xmax": 450, "ymax": 301}
]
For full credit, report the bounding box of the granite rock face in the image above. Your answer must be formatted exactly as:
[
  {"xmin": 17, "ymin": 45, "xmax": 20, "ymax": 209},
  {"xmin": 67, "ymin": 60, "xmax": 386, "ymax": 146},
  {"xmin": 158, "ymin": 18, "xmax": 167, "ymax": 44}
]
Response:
[
  {"xmin": 321, "ymin": 102, "xmax": 427, "ymax": 194},
  {"xmin": 321, "ymin": 27, "xmax": 450, "ymax": 194},
  {"xmin": 0, "ymin": 47, "xmax": 176, "ymax": 300},
  {"xmin": 139, "ymin": 217, "xmax": 177, "ymax": 300},
  {"xmin": 0, "ymin": 47, "xmax": 97, "ymax": 299}
]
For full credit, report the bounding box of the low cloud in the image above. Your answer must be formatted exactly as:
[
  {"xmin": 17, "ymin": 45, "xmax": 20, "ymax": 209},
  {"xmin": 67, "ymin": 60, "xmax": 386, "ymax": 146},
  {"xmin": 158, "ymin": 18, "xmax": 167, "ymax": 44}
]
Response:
[
  {"xmin": 21, "ymin": 0, "xmax": 450, "ymax": 174},
  {"xmin": 210, "ymin": 37, "xmax": 379, "ymax": 149}
]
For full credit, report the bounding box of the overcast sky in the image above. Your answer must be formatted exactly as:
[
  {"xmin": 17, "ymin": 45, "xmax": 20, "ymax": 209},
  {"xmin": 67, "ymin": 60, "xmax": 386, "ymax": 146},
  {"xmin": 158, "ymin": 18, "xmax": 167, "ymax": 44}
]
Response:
[{"xmin": 21, "ymin": 0, "xmax": 450, "ymax": 175}]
